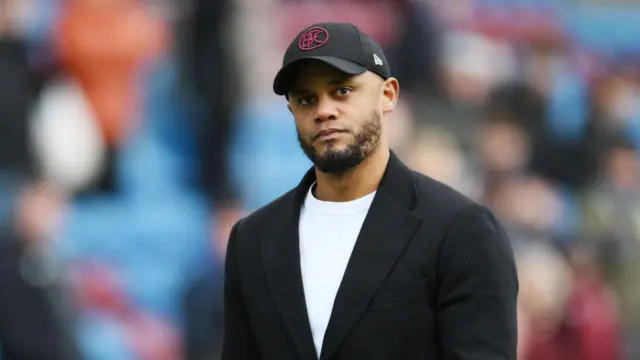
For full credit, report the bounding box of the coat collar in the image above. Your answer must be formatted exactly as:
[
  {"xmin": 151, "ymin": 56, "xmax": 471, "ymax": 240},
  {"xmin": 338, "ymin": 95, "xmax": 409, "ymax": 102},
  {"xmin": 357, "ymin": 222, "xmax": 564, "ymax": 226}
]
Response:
[{"xmin": 293, "ymin": 150, "xmax": 418, "ymax": 210}]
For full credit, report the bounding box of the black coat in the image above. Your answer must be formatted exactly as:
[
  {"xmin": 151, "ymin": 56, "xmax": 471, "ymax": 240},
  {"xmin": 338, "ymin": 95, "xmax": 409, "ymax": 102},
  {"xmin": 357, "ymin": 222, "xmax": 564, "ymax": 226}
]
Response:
[{"xmin": 223, "ymin": 151, "xmax": 518, "ymax": 360}]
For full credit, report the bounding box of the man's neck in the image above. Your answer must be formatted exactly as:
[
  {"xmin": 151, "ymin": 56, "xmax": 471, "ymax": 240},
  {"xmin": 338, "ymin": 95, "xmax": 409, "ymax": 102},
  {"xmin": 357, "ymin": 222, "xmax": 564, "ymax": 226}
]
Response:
[{"xmin": 314, "ymin": 147, "xmax": 390, "ymax": 202}]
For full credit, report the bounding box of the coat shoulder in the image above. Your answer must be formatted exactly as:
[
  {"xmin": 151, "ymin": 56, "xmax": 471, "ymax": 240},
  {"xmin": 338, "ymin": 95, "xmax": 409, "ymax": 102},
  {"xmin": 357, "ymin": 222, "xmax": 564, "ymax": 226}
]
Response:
[
  {"xmin": 410, "ymin": 170, "xmax": 479, "ymax": 218},
  {"xmin": 233, "ymin": 188, "xmax": 297, "ymax": 239}
]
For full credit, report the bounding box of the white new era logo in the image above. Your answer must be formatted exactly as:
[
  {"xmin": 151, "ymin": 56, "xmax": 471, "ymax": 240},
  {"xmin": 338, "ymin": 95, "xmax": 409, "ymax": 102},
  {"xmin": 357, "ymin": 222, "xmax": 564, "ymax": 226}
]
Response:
[{"xmin": 373, "ymin": 54, "xmax": 383, "ymax": 66}]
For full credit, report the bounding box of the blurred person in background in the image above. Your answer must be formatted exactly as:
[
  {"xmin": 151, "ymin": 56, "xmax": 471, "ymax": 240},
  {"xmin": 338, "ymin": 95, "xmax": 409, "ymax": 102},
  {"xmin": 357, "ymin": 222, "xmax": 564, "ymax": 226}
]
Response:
[
  {"xmin": 0, "ymin": 0, "xmax": 79, "ymax": 358},
  {"xmin": 517, "ymin": 242, "xmax": 622, "ymax": 360},
  {"xmin": 46, "ymin": 1, "xmax": 206, "ymax": 359},
  {"xmin": 521, "ymin": 43, "xmax": 626, "ymax": 196},
  {"xmin": 55, "ymin": 0, "xmax": 168, "ymax": 193},
  {"xmin": 476, "ymin": 81, "xmax": 583, "ymax": 243},
  {"xmin": 582, "ymin": 136, "xmax": 640, "ymax": 353},
  {"xmin": 562, "ymin": 243, "xmax": 622, "ymax": 360},
  {"xmin": 176, "ymin": 0, "xmax": 243, "ymax": 254},
  {"xmin": 583, "ymin": 137, "xmax": 640, "ymax": 253},
  {"xmin": 516, "ymin": 241, "xmax": 572, "ymax": 360},
  {"xmin": 175, "ymin": 0, "xmax": 242, "ymax": 358},
  {"xmin": 476, "ymin": 83, "xmax": 558, "ymax": 240},
  {"xmin": 405, "ymin": 125, "xmax": 478, "ymax": 199}
]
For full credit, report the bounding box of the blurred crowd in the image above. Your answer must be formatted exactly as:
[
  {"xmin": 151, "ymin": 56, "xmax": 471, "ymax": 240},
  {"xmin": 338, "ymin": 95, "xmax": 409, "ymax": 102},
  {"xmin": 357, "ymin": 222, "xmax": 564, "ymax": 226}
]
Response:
[{"xmin": 0, "ymin": 0, "xmax": 639, "ymax": 359}]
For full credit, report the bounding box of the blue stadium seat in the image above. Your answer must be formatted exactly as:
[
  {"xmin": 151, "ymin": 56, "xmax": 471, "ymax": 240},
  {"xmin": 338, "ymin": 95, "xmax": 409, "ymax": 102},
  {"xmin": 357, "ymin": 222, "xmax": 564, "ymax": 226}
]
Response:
[
  {"xmin": 561, "ymin": 5, "xmax": 640, "ymax": 55},
  {"xmin": 229, "ymin": 100, "xmax": 312, "ymax": 212}
]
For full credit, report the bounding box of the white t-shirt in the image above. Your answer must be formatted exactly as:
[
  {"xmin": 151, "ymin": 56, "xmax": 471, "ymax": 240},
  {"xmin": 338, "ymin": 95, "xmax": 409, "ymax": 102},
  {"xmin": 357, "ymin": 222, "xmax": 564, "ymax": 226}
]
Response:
[{"xmin": 298, "ymin": 184, "xmax": 376, "ymax": 358}]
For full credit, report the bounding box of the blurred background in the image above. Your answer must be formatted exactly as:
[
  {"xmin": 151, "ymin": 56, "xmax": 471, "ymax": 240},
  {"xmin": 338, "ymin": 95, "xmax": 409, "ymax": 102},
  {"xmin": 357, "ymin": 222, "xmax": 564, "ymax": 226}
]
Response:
[{"xmin": 0, "ymin": 0, "xmax": 639, "ymax": 359}]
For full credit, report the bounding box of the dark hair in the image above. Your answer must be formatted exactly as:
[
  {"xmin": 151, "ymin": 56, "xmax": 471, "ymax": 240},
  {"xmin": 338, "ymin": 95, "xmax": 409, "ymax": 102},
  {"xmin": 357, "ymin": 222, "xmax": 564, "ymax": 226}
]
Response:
[{"xmin": 484, "ymin": 82, "xmax": 546, "ymax": 137}]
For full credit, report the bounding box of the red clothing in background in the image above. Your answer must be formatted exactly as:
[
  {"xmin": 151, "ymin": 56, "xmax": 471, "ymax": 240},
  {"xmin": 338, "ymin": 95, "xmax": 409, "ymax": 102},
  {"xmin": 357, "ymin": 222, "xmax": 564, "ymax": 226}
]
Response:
[
  {"xmin": 524, "ymin": 277, "xmax": 622, "ymax": 360},
  {"xmin": 56, "ymin": 0, "xmax": 167, "ymax": 145}
]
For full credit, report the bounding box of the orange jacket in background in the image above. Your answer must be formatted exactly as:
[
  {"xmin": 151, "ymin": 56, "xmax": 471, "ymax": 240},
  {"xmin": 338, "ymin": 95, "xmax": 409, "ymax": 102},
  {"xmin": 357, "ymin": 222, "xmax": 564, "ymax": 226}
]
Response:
[{"xmin": 56, "ymin": 0, "xmax": 168, "ymax": 146}]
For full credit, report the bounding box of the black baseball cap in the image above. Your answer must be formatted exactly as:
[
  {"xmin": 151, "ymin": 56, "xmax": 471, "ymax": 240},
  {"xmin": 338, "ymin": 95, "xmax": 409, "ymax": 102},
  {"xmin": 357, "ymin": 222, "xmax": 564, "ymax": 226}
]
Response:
[{"xmin": 273, "ymin": 22, "xmax": 391, "ymax": 96}]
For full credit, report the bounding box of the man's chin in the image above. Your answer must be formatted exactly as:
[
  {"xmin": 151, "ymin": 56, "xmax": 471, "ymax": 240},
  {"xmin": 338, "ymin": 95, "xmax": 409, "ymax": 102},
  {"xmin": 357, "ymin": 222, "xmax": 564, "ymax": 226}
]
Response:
[
  {"xmin": 312, "ymin": 152, "xmax": 364, "ymax": 174},
  {"xmin": 314, "ymin": 161, "xmax": 354, "ymax": 174},
  {"xmin": 314, "ymin": 148, "xmax": 351, "ymax": 163}
]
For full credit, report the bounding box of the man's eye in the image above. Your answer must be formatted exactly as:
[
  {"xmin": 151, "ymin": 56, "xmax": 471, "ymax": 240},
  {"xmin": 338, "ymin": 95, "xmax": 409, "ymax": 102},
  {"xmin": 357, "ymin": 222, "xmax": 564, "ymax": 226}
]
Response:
[
  {"xmin": 336, "ymin": 88, "xmax": 351, "ymax": 96},
  {"xmin": 297, "ymin": 96, "xmax": 314, "ymax": 105}
]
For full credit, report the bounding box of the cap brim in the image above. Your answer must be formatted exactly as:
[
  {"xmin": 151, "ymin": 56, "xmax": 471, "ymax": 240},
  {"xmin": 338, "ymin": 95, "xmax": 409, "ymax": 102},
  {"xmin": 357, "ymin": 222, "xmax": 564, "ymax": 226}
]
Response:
[{"xmin": 273, "ymin": 57, "xmax": 367, "ymax": 96}]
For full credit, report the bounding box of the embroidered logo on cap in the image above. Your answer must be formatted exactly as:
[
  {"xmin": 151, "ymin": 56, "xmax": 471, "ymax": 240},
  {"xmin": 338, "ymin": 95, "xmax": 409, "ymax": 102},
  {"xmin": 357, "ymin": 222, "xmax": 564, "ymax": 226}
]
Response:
[
  {"xmin": 373, "ymin": 54, "xmax": 383, "ymax": 66},
  {"xmin": 298, "ymin": 27, "xmax": 330, "ymax": 51}
]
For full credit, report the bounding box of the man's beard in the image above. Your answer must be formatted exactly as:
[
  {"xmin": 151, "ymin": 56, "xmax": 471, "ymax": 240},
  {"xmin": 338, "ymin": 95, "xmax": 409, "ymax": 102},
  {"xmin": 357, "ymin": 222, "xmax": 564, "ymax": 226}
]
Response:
[{"xmin": 297, "ymin": 111, "xmax": 382, "ymax": 174}]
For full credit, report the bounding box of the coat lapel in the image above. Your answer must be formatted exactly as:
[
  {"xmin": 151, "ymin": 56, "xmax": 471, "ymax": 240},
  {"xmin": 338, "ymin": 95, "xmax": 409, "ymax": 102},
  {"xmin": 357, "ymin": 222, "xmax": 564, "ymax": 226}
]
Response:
[
  {"xmin": 260, "ymin": 168, "xmax": 318, "ymax": 360},
  {"xmin": 319, "ymin": 152, "xmax": 422, "ymax": 360}
]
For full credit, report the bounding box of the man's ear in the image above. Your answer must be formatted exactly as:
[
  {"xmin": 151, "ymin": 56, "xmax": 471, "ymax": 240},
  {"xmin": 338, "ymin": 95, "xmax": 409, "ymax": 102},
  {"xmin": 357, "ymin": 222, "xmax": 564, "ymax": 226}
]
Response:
[
  {"xmin": 381, "ymin": 77, "xmax": 400, "ymax": 114},
  {"xmin": 287, "ymin": 103, "xmax": 293, "ymax": 114}
]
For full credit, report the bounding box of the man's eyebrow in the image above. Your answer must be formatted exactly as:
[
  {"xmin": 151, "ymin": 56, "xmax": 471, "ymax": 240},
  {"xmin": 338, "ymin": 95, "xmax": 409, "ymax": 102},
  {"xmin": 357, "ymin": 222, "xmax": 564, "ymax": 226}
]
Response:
[
  {"xmin": 327, "ymin": 76, "xmax": 355, "ymax": 86},
  {"xmin": 288, "ymin": 88, "xmax": 310, "ymax": 97},
  {"xmin": 290, "ymin": 75, "xmax": 356, "ymax": 95}
]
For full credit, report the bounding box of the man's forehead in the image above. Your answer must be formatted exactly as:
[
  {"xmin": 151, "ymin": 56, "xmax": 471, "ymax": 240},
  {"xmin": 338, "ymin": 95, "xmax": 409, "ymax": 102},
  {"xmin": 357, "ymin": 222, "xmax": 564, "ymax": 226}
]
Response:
[{"xmin": 292, "ymin": 62, "xmax": 355, "ymax": 87}]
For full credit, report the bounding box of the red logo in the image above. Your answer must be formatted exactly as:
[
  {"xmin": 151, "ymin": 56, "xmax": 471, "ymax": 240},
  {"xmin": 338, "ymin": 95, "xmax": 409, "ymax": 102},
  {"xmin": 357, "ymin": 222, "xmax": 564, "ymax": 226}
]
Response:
[{"xmin": 298, "ymin": 27, "xmax": 329, "ymax": 51}]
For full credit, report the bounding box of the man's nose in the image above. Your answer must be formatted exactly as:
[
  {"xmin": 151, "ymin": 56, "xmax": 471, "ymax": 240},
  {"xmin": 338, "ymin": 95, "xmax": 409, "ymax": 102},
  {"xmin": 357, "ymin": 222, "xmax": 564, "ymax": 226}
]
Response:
[{"xmin": 315, "ymin": 96, "xmax": 338, "ymax": 122}]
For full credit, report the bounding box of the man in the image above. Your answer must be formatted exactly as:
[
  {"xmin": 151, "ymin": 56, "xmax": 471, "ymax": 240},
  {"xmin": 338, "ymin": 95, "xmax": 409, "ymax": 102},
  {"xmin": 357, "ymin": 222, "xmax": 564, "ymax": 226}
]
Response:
[{"xmin": 223, "ymin": 22, "xmax": 518, "ymax": 360}]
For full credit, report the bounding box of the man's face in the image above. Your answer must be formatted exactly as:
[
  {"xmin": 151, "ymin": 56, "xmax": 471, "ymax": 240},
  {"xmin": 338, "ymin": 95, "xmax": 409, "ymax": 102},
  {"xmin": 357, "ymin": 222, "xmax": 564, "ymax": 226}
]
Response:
[{"xmin": 287, "ymin": 61, "xmax": 388, "ymax": 174}]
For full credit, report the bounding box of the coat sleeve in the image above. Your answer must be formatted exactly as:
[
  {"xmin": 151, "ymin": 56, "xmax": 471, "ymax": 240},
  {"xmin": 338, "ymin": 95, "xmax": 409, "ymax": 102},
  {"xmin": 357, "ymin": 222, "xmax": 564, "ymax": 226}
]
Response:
[
  {"xmin": 221, "ymin": 221, "xmax": 263, "ymax": 360},
  {"xmin": 437, "ymin": 203, "xmax": 519, "ymax": 360}
]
